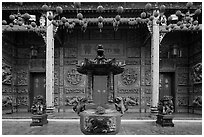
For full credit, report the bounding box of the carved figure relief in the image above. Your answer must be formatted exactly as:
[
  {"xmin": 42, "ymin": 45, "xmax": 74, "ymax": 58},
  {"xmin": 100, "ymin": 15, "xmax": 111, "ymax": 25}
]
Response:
[
  {"xmin": 192, "ymin": 63, "xmax": 202, "ymax": 83},
  {"xmin": 2, "ymin": 63, "xmax": 12, "ymax": 84},
  {"xmin": 64, "ymin": 96, "xmax": 84, "ymax": 106},
  {"xmin": 16, "ymin": 70, "xmax": 28, "ymax": 85},
  {"xmin": 121, "ymin": 68, "xmax": 138, "ymax": 86},
  {"xmin": 145, "ymin": 67, "xmax": 151, "ymax": 86},
  {"xmin": 2, "ymin": 86, "xmax": 12, "ymax": 93},
  {"xmin": 66, "ymin": 68, "xmax": 83, "ymax": 86},
  {"xmin": 17, "ymin": 96, "xmax": 28, "ymax": 106}
]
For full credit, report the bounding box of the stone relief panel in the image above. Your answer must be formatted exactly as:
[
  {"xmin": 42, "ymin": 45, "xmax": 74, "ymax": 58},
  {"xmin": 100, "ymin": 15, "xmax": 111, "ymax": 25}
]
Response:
[
  {"xmin": 177, "ymin": 87, "xmax": 188, "ymax": 94},
  {"xmin": 2, "ymin": 85, "xmax": 12, "ymax": 94},
  {"xmin": 64, "ymin": 59, "xmax": 78, "ymax": 66},
  {"xmin": 64, "ymin": 47, "xmax": 77, "ymax": 58},
  {"xmin": 126, "ymin": 47, "xmax": 140, "ymax": 58},
  {"xmin": 194, "ymin": 85, "xmax": 202, "ymax": 93},
  {"xmin": 54, "ymin": 69, "xmax": 59, "ymax": 86},
  {"xmin": 16, "ymin": 87, "xmax": 28, "ymax": 94},
  {"xmin": 30, "ymin": 59, "xmax": 45, "ymax": 69},
  {"xmin": 17, "ymin": 95, "xmax": 29, "ymax": 106},
  {"xmin": 145, "ymin": 66, "xmax": 151, "ymax": 86},
  {"xmin": 79, "ymin": 43, "xmax": 124, "ymax": 58},
  {"xmin": 54, "ymin": 95, "xmax": 59, "ymax": 106},
  {"xmin": 64, "ymin": 96, "xmax": 85, "ymax": 106},
  {"xmin": 177, "ymin": 95, "xmax": 188, "ymax": 106},
  {"xmin": 2, "ymin": 63, "xmax": 12, "ymax": 85},
  {"xmin": 16, "ymin": 69, "xmax": 28, "ymax": 85},
  {"xmin": 64, "ymin": 67, "xmax": 85, "ymax": 88},
  {"xmin": 125, "ymin": 58, "xmax": 140, "ymax": 65},
  {"xmin": 177, "ymin": 73, "xmax": 188, "ymax": 85}
]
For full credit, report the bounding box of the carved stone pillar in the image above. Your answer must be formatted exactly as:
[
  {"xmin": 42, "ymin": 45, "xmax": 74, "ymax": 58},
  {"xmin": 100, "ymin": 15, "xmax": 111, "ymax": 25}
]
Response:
[
  {"xmin": 151, "ymin": 16, "xmax": 160, "ymax": 113},
  {"xmin": 46, "ymin": 11, "xmax": 54, "ymax": 113},
  {"xmin": 87, "ymin": 72, "xmax": 93, "ymax": 102},
  {"xmin": 108, "ymin": 72, "xmax": 114, "ymax": 102}
]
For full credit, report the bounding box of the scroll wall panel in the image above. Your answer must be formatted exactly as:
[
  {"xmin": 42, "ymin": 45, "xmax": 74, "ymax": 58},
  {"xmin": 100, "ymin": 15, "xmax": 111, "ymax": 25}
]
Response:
[
  {"xmin": 63, "ymin": 66, "xmax": 86, "ymax": 108},
  {"xmin": 115, "ymin": 66, "xmax": 141, "ymax": 112}
]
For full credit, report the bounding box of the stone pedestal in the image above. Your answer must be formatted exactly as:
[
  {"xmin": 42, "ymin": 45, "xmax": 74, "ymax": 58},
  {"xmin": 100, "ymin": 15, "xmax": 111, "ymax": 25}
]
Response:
[
  {"xmin": 156, "ymin": 114, "xmax": 174, "ymax": 127},
  {"xmin": 30, "ymin": 114, "xmax": 48, "ymax": 126}
]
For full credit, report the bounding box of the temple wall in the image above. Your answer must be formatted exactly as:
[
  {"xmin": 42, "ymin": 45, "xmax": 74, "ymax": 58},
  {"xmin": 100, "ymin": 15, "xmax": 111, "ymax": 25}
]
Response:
[{"xmin": 2, "ymin": 29, "xmax": 202, "ymax": 113}]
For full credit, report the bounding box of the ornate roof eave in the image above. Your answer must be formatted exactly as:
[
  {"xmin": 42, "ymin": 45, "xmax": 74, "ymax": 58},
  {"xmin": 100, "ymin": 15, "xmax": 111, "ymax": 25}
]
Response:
[
  {"xmin": 159, "ymin": 24, "xmax": 202, "ymax": 33},
  {"xmin": 2, "ymin": 25, "xmax": 46, "ymax": 32}
]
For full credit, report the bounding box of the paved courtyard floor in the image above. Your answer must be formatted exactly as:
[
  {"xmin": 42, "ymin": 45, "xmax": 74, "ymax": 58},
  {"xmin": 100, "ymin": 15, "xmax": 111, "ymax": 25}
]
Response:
[{"xmin": 2, "ymin": 120, "xmax": 202, "ymax": 135}]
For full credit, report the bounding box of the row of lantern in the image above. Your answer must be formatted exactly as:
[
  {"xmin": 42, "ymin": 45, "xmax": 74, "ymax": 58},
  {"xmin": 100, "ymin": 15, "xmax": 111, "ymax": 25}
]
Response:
[{"xmin": 2, "ymin": 2, "xmax": 201, "ymax": 32}]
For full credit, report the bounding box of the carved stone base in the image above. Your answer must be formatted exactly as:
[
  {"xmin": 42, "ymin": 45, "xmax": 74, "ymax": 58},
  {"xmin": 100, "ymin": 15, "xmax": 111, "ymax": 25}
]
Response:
[
  {"xmin": 79, "ymin": 110, "xmax": 122, "ymax": 135},
  {"xmin": 156, "ymin": 114, "xmax": 174, "ymax": 127},
  {"xmin": 30, "ymin": 114, "xmax": 48, "ymax": 126}
]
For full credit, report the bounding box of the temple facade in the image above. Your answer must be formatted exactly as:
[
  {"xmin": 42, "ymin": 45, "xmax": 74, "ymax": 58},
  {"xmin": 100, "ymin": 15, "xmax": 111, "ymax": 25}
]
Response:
[{"xmin": 2, "ymin": 2, "xmax": 202, "ymax": 114}]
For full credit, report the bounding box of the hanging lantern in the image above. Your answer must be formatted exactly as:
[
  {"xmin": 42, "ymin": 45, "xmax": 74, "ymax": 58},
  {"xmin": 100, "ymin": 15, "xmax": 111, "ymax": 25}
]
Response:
[
  {"xmin": 77, "ymin": 13, "xmax": 83, "ymax": 20},
  {"xmin": 180, "ymin": 24, "xmax": 184, "ymax": 29},
  {"xmin": 117, "ymin": 6, "xmax": 124, "ymax": 14},
  {"xmin": 61, "ymin": 17, "xmax": 67, "ymax": 23},
  {"xmin": 2, "ymin": 20, "xmax": 7, "ymax": 25},
  {"xmin": 149, "ymin": 16, "xmax": 154, "ymax": 21},
  {"xmin": 31, "ymin": 46, "xmax": 38, "ymax": 58},
  {"xmin": 9, "ymin": 15, "xmax": 15, "ymax": 20},
  {"xmin": 31, "ymin": 22, "xmax": 36, "ymax": 27},
  {"xmin": 193, "ymin": 20, "xmax": 198, "ymax": 26},
  {"xmin": 65, "ymin": 22, "xmax": 69, "ymax": 27},
  {"xmin": 115, "ymin": 15, "xmax": 121, "ymax": 22},
  {"xmin": 48, "ymin": 15, "xmax": 54, "ymax": 21},
  {"xmin": 176, "ymin": 10, "xmax": 182, "ymax": 17},
  {"xmin": 141, "ymin": 12, "xmax": 146, "ymax": 19},
  {"xmin": 9, "ymin": 23, "xmax": 14, "ymax": 27},
  {"xmin": 98, "ymin": 16, "xmax": 103, "ymax": 22},
  {"xmin": 156, "ymin": 19, "xmax": 161, "ymax": 24},
  {"xmin": 171, "ymin": 44, "xmax": 178, "ymax": 56},
  {"xmin": 97, "ymin": 5, "xmax": 104, "ymax": 13},
  {"xmin": 56, "ymin": 6, "xmax": 63, "ymax": 14},
  {"xmin": 98, "ymin": 22, "xmax": 103, "ymax": 29},
  {"xmin": 160, "ymin": 5, "xmax": 166, "ymax": 13},
  {"xmin": 145, "ymin": 3, "xmax": 152, "ymax": 11},
  {"xmin": 153, "ymin": 11, "xmax": 159, "ymax": 17},
  {"xmin": 42, "ymin": 4, "xmax": 49, "ymax": 11},
  {"xmin": 74, "ymin": 2, "xmax": 81, "ymax": 9},
  {"xmin": 23, "ymin": 13, "xmax": 31, "ymax": 20},
  {"xmin": 186, "ymin": 2, "xmax": 193, "ymax": 8},
  {"xmin": 177, "ymin": 21, "xmax": 182, "ymax": 26},
  {"xmin": 52, "ymin": 20, "xmax": 59, "ymax": 26},
  {"xmin": 194, "ymin": 9, "xmax": 201, "ymax": 15},
  {"xmin": 168, "ymin": 16, "xmax": 172, "ymax": 22},
  {"xmin": 18, "ymin": 21, "xmax": 23, "ymax": 26}
]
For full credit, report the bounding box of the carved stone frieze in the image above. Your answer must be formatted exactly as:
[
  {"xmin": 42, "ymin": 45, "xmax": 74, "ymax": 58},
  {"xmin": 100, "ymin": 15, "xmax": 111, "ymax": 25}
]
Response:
[
  {"xmin": 54, "ymin": 69, "xmax": 59, "ymax": 86},
  {"xmin": 2, "ymin": 86, "xmax": 12, "ymax": 93},
  {"xmin": 64, "ymin": 67, "xmax": 85, "ymax": 87},
  {"xmin": 145, "ymin": 67, "xmax": 151, "ymax": 86},
  {"xmin": 64, "ymin": 48, "xmax": 77, "ymax": 58},
  {"xmin": 64, "ymin": 59, "xmax": 78, "ymax": 65},
  {"xmin": 2, "ymin": 63, "xmax": 12, "ymax": 85},
  {"xmin": 177, "ymin": 96, "xmax": 188, "ymax": 106},
  {"xmin": 177, "ymin": 73, "xmax": 188, "ymax": 85},
  {"xmin": 125, "ymin": 59, "xmax": 140, "ymax": 65},
  {"xmin": 64, "ymin": 96, "xmax": 85, "ymax": 106},
  {"xmin": 30, "ymin": 59, "xmax": 45, "ymax": 69},
  {"xmin": 64, "ymin": 88, "xmax": 85, "ymax": 94},
  {"xmin": 194, "ymin": 85, "xmax": 202, "ymax": 93},
  {"xmin": 54, "ymin": 96, "xmax": 59, "ymax": 106},
  {"xmin": 17, "ymin": 88, "xmax": 28, "ymax": 94},
  {"xmin": 191, "ymin": 63, "xmax": 202, "ymax": 83},
  {"xmin": 177, "ymin": 87, "xmax": 188, "ymax": 94},
  {"xmin": 120, "ymin": 67, "xmax": 140, "ymax": 86},
  {"xmin": 120, "ymin": 96, "xmax": 139, "ymax": 106},
  {"xmin": 16, "ymin": 70, "xmax": 28, "ymax": 85},
  {"xmin": 17, "ymin": 95, "xmax": 29, "ymax": 106},
  {"xmin": 118, "ymin": 88, "xmax": 140, "ymax": 94}
]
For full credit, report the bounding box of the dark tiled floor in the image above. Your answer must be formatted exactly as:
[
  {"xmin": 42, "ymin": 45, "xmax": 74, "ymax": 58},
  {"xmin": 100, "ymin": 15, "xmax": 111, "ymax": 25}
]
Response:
[
  {"xmin": 2, "ymin": 111, "xmax": 202, "ymax": 120},
  {"xmin": 2, "ymin": 120, "xmax": 202, "ymax": 135}
]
